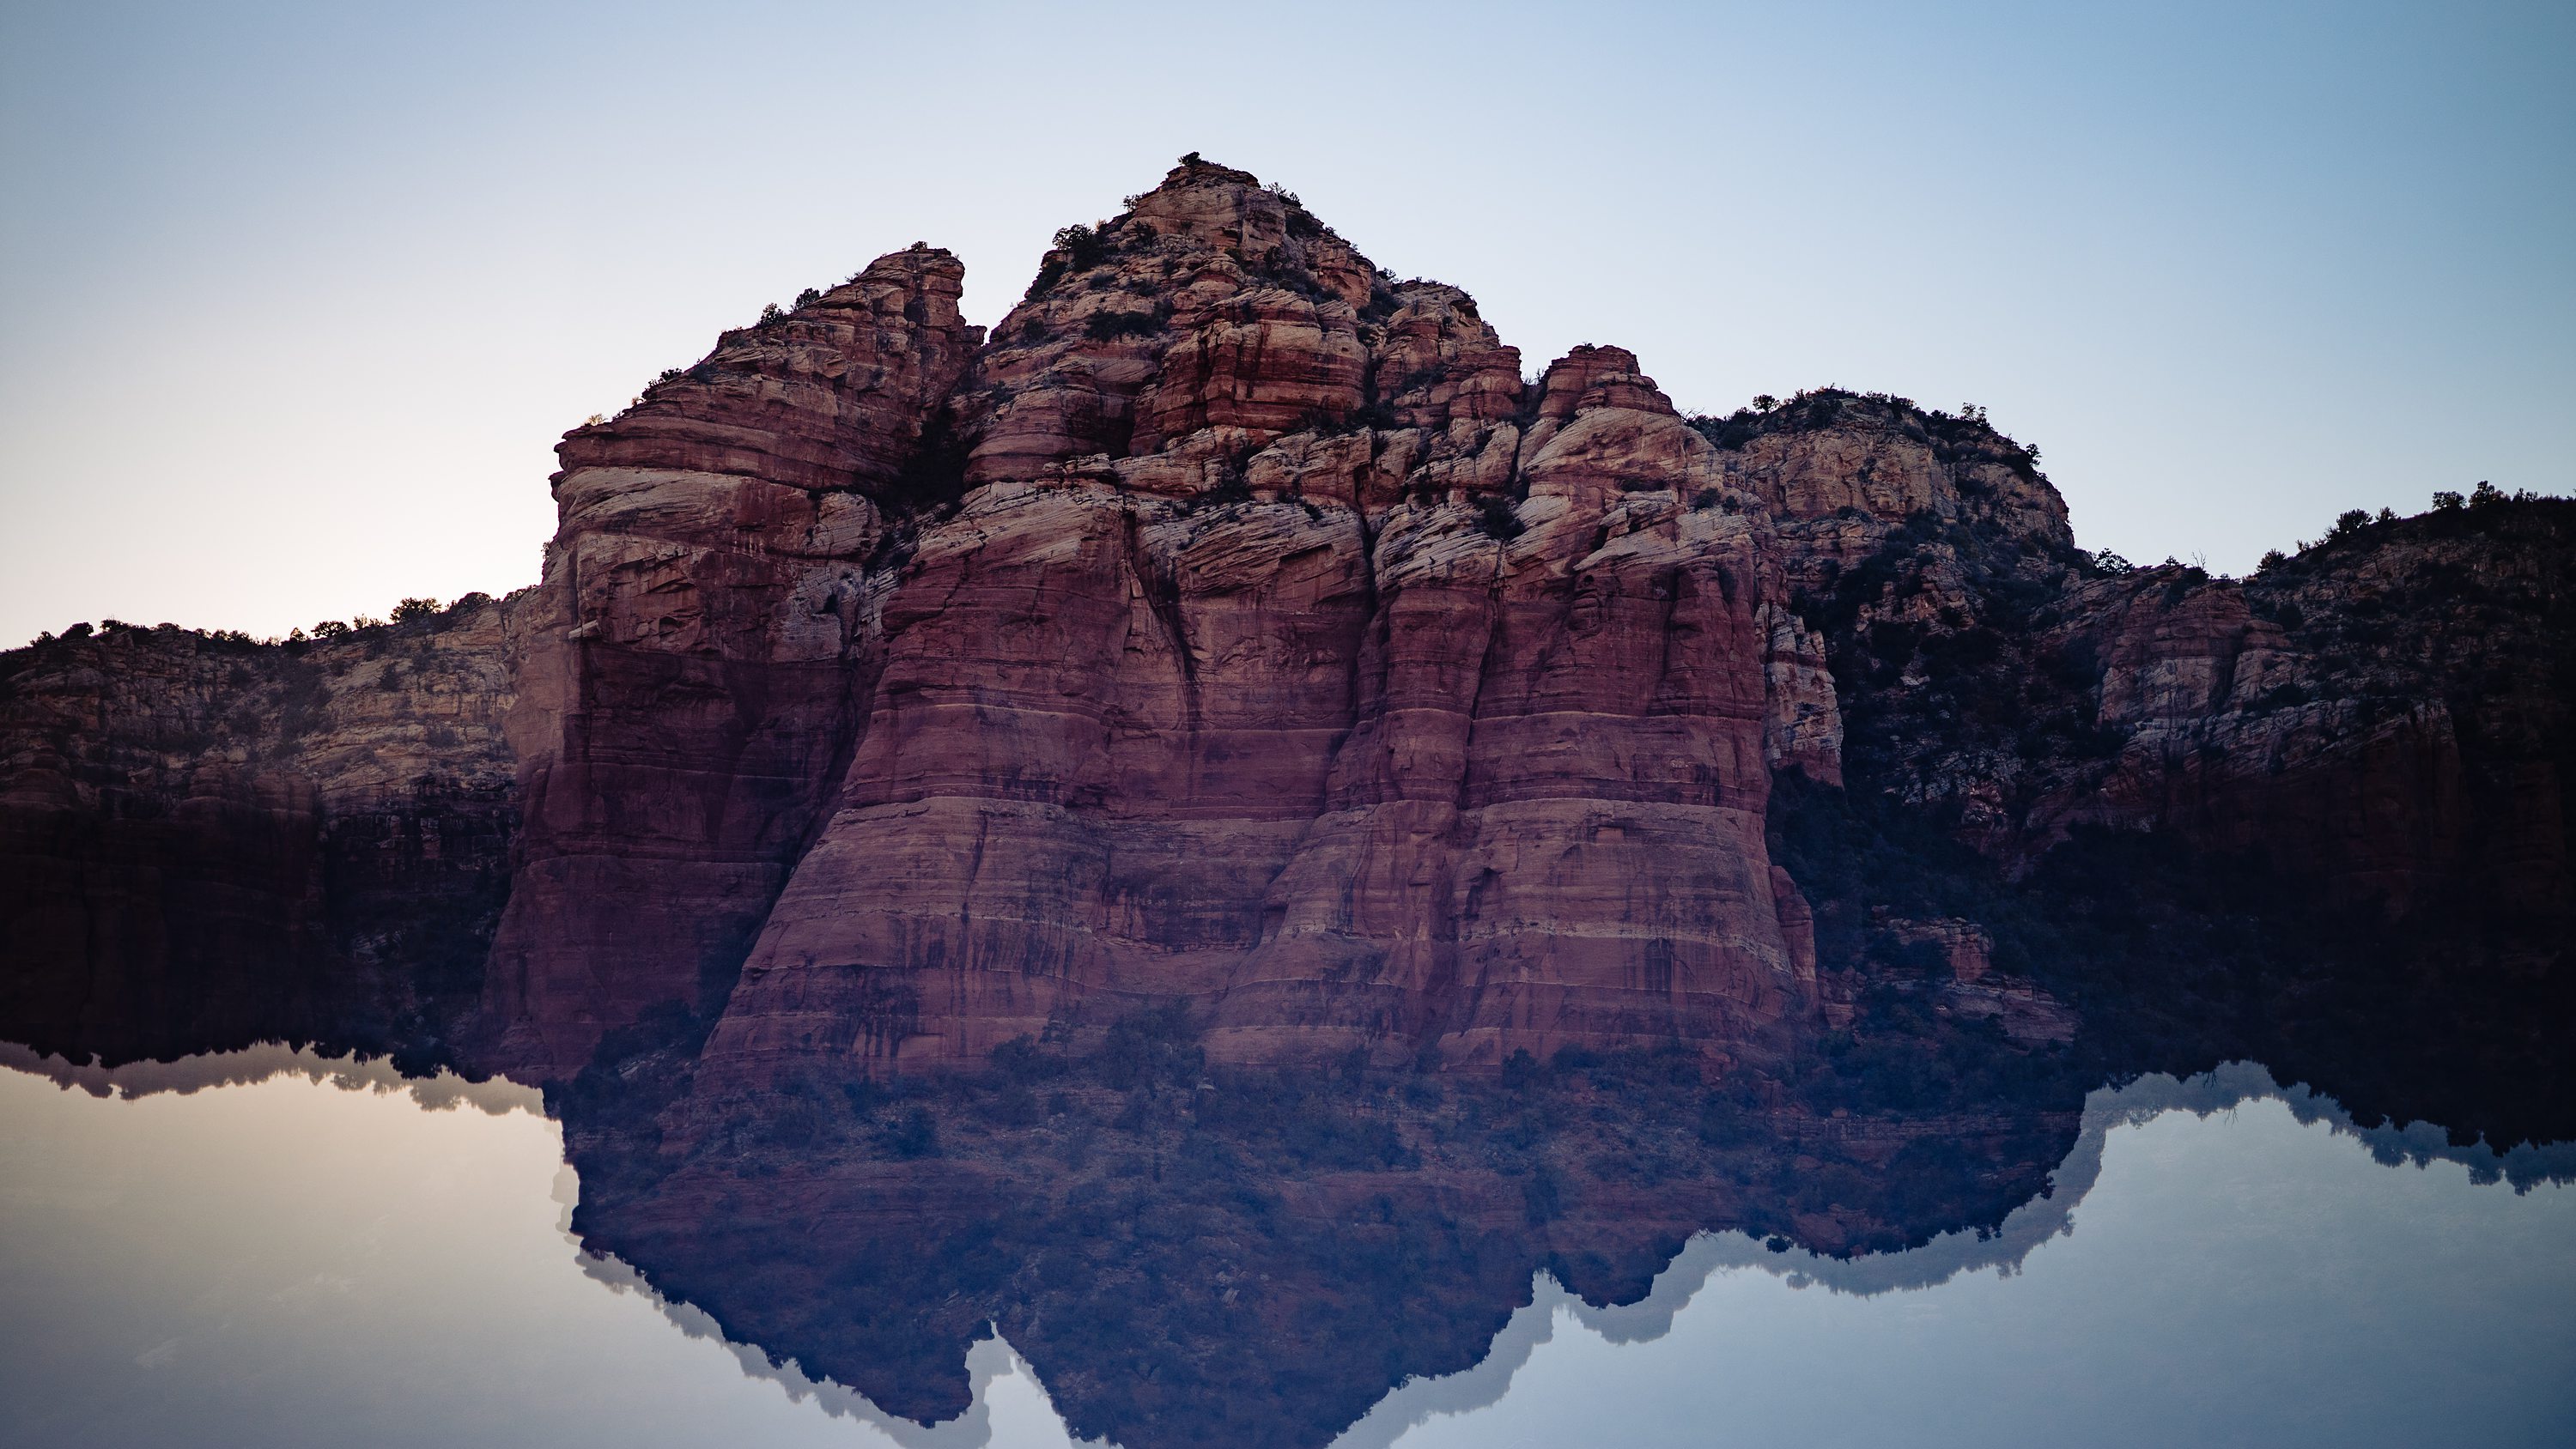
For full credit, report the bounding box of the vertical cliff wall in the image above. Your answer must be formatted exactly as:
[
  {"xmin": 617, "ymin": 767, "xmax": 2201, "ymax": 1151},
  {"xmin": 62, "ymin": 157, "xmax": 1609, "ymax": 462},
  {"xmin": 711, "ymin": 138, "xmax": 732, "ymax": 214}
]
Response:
[
  {"xmin": 483, "ymin": 247, "xmax": 981, "ymax": 1071},
  {"xmin": 0, "ymin": 601, "xmax": 520, "ymax": 1063},
  {"xmin": 6, "ymin": 157, "xmax": 2560, "ymax": 1091},
  {"xmin": 690, "ymin": 164, "xmax": 1879, "ymax": 1082}
]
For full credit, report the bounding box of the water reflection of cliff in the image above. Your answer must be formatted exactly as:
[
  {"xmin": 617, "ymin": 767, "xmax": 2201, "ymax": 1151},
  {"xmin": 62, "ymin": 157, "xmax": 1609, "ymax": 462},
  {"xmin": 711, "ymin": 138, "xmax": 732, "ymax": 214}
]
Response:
[
  {"xmin": 21, "ymin": 967, "xmax": 2570, "ymax": 1449},
  {"xmin": 11, "ymin": 1029, "xmax": 2568, "ymax": 1449},
  {"xmin": 9, "ymin": 779, "xmax": 2569, "ymax": 1449},
  {"xmin": 546, "ymin": 989, "xmax": 2576, "ymax": 1449},
  {"xmin": 563, "ymin": 1016, "xmax": 2071, "ymax": 1447}
]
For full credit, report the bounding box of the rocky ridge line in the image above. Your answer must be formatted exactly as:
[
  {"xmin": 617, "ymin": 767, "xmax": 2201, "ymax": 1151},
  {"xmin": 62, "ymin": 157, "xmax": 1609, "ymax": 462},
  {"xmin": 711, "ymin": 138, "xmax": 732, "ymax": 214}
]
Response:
[{"xmin": 1, "ymin": 157, "xmax": 2564, "ymax": 1104}]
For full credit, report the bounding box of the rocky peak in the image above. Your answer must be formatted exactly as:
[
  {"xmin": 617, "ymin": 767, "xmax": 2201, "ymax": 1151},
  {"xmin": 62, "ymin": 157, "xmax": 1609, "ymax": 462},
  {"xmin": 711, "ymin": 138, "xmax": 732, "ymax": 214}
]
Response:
[
  {"xmin": 920, "ymin": 164, "xmax": 1711, "ymax": 519},
  {"xmin": 1126, "ymin": 156, "xmax": 1290, "ymax": 254},
  {"xmin": 14, "ymin": 161, "xmax": 2561, "ymax": 1106},
  {"xmin": 947, "ymin": 156, "xmax": 1399, "ymax": 488},
  {"xmin": 1371, "ymin": 282, "xmax": 1522, "ymax": 428},
  {"xmin": 1534, "ymin": 343, "xmax": 1674, "ymax": 421},
  {"xmin": 557, "ymin": 245, "xmax": 975, "ymax": 494}
]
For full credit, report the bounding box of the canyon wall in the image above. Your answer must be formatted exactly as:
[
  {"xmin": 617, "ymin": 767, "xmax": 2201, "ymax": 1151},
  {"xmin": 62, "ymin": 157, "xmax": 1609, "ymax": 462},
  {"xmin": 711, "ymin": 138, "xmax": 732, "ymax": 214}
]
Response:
[
  {"xmin": 0, "ymin": 600, "xmax": 519, "ymax": 1063},
  {"xmin": 3, "ymin": 158, "xmax": 2566, "ymax": 1088},
  {"xmin": 697, "ymin": 166, "xmax": 1842, "ymax": 1082},
  {"xmin": 484, "ymin": 246, "xmax": 979, "ymax": 1070}
]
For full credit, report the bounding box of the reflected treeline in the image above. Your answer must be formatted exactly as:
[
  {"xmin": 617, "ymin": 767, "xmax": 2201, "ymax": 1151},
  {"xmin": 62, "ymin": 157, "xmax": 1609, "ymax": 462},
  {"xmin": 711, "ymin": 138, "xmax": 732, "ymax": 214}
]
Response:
[
  {"xmin": 0, "ymin": 1040, "xmax": 538, "ymax": 1117},
  {"xmin": 556, "ymin": 1002, "xmax": 2082, "ymax": 1448},
  {"xmin": 7, "ymin": 923, "xmax": 2573, "ymax": 1449},
  {"xmin": 539, "ymin": 956, "xmax": 2571, "ymax": 1449}
]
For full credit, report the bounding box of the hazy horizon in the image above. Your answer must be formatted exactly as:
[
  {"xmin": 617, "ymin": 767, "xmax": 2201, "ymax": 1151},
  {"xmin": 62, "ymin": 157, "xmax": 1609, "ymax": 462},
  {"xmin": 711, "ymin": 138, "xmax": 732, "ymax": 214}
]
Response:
[{"xmin": 4, "ymin": 0, "xmax": 2570, "ymax": 646}]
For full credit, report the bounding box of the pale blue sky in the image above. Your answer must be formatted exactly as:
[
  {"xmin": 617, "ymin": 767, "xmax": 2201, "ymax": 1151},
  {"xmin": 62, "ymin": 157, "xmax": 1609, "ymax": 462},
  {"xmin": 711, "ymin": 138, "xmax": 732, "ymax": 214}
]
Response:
[{"xmin": 3, "ymin": 1, "xmax": 2569, "ymax": 645}]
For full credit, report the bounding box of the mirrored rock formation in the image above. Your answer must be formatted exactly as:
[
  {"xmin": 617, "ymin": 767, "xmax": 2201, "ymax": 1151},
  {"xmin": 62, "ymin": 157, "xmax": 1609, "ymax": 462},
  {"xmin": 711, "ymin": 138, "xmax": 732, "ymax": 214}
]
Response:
[{"xmin": 3, "ymin": 155, "xmax": 2570, "ymax": 1449}]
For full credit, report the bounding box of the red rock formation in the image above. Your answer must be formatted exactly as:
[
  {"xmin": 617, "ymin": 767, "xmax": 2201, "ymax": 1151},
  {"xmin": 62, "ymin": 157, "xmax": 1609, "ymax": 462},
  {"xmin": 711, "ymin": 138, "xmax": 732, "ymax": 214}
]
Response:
[
  {"xmin": 560, "ymin": 246, "xmax": 978, "ymax": 491},
  {"xmin": 451, "ymin": 165, "xmax": 2576, "ymax": 1081},
  {"xmin": 1370, "ymin": 283, "xmax": 1522, "ymax": 428},
  {"xmin": 486, "ymin": 247, "xmax": 979, "ymax": 1071},
  {"xmin": 8, "ymin": 156, "xmax": 2562, "ymax": 1093},
  {"xmin": 696, "ymin": 173, "xmax": 1831, "ymax": 1083},
  {"xmin": 0, "ymin": 604, "xmax": 519, "ymax": 1062}
]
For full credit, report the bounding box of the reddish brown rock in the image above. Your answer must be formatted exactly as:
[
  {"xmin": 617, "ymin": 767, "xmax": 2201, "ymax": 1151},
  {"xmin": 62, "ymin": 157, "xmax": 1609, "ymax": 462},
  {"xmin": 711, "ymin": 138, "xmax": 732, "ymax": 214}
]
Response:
[
  {"xmin": 1370, "ymin": 283, "xmax": 1523, "ymax": 428},
  {"xmin": 560, "ymin": 246, "xmax": 978, "ymax": 490},
  {"xmin": 1133, "ymin": 286, "xmax": 1367, "ymax": 447},
  {"xmin": 677, "ymin": 166, "xmax": 1836, "ymax": 1080},
  {"xmin": 703, "ymin": 294, "xmax": 1826, "ymax": 1079},
  {"xmin": 0, "ymin": 603, "xmax": 519, "ymax": 1062},
  {"xmin": 1532, "ymin": 343, "xmax": 1673, "ymax": 424},
  {"xmin": 10, "ymin": 156, "xmax": 2562, "ymax": 1100},
  {"xmin": 958, "ymin": 159, "xmax": 1382, "ymax": 486},
  {"xmin": 486, "ymin": 246, "xmax": 978, "ymax": 1074}
]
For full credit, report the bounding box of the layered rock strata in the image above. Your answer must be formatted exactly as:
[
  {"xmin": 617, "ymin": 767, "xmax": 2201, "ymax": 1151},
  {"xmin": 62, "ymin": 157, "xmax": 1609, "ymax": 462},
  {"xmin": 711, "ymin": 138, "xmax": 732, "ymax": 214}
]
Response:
[
  {"xmin": 699, "ymin": 164, "xmax": 1835, "ymax": 1082},
  {"xmin": 3, "ymin": 157, "xmax": 2567, "ymax": 1095},
  {"xmin": 0, "ymin": 602, "xmax": 519, "ymax": 1062},
  {"xmin": 486, "ymin": 247, "xmax": 979, "ymax": 1069}
]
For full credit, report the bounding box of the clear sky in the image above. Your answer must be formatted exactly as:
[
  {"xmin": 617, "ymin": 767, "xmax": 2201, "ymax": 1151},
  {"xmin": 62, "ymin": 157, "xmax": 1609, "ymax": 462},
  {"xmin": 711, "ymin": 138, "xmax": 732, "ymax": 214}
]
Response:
[{"xmin": 3, "ymin": 0, "xmax": 2569, "ymax": 646}]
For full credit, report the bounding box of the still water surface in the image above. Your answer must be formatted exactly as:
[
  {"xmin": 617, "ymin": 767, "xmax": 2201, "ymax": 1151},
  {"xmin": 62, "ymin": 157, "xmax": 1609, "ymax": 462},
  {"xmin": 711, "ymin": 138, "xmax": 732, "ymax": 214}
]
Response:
[{"xmin": 3, "ymin": 1053, "xmax": 2570, "ymax": 1448}]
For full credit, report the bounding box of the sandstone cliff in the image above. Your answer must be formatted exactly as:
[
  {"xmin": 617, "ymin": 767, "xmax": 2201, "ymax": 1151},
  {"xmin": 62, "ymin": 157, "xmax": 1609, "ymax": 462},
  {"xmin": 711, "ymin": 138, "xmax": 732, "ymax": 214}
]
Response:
[
  {"xmin": 488, "ymin": 246, "xmax": 979, "ymax": 1070},
  {"xmin": 2, "ymin": 157, "xmax": 2567, "ymax": 1103},
  {"xmin": 0, "ymin": 600, "xmax": 519, "ymax": 1064},
  {"xmin": 706, "ymin": 166, "xmax": 1834, "ymax": 1084}
]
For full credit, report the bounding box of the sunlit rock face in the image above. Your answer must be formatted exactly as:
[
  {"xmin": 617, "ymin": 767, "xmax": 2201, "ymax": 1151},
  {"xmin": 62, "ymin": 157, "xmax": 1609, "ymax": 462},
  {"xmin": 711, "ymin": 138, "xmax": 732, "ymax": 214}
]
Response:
[
  {"xmin": 1, "ymin": 155, "xmax": 2567, "ymax": 1103},
  {"xmin": 485, "ymin": 247, "xmax": 981, "ymax": 1073},
  {"xmin": 0, "ymin": 602, "xmax": 520, "ymax": 1064},
  {"xmin": 695, "ymin": 164, "xmax": 1850, "ymax": 1085}
]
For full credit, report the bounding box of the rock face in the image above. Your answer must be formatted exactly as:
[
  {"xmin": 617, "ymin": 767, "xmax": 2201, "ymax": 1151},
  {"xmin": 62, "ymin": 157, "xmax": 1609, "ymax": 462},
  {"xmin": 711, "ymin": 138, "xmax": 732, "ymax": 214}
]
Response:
[
  {"xmin": 3, "ymin": 157, "xmax": 2567, "ymax": 1095},
  {"xmin": 486, "ymin": 247, "xmax": 980, "ymax": 1070},
  {"xmin": 0, "ymin": 603, "xmax": 519, "ymax": 1063},
  {"xmin": 697, "ymin": 166, "xmax": 1829, "ymax": 1085}
]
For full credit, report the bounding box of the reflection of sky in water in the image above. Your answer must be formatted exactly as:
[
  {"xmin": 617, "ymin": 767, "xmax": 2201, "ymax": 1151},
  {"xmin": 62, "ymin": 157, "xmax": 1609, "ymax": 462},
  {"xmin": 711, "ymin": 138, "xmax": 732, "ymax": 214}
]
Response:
[
  {"xmin": 2, "ymin": 1059, "xmax": 2570, "ymax": 1449},
  {"xmin": 0, "ymin": 1061, "xmax": 1078, "ymax": 1449}
]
